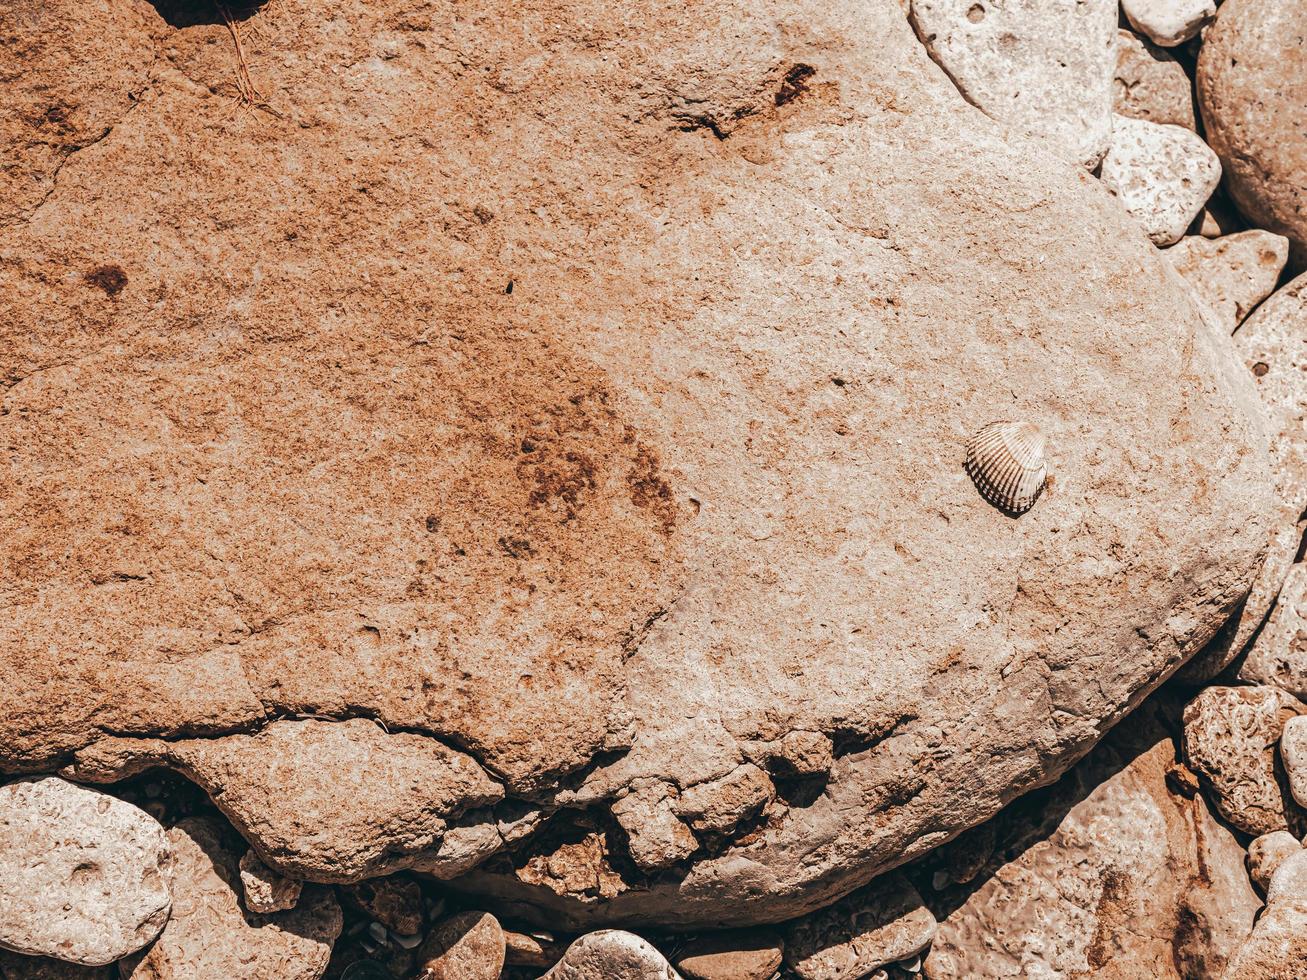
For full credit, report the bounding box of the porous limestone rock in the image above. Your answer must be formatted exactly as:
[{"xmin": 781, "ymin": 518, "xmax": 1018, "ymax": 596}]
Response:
[
  {"xmin": 908, "ymin": 0, "xmax": 1116, "ymax": 168},
  {"xmin": 0, "ymin": 777, "xmax": 171, "ymax": 967},
  {"xmin": 416, "ymin": 911, "xmax": 505, "ymax": 980},
  {"xmin": 1221, "ymin": 849, "xmax": 1307, "ymax": 979},
  {"xmin": 540, "ymin": 931, "xmax": 682, "ymax": 980},
  {"xmin": 923, "ymin": 702, "xmax": 1260, "ymax": 979},
  {"xmin": 1165, "ymin": 231, "xmax": 1289, "ymax": 332},
  {"xmin": 674, "ymin": 929, "xmax": 784, "ymax": 980},
  {"xmin": 1281, "ymin": 715, "xmax": 1307, "ymax": 809},
  {"xmin": 1247, "ymin": 831, "xmax": 1302, "ymax": 892},
  {"xmin": 1115, "ymin": 29, "xmax": 1196, "ymax": 131},
  {"xmin": 783, "ymin": 874, "xmax": 936, "ymax": 980},
  {"xmin": 1198, "ymin": 0, "xmax": 1307, "ymax": 266},
  {"xmin": 1240, "ymin": 565, "xmax": 1307, "ymax": 698},
  {"xmin": 119, "ymin": 818, "xmax": 341, "ymax": 980},
  {"xmin": 1182, "ymin": 686, "xmax": 1305, "ymax": 836},
  {"xmin": 2, "ymin": 0, "xmax": 1276, "ymax": 928},
  {"xmin": 1100, "ymin": 114, "xmax": 1222, "ymax": 245},
  {"xmin": 239, "ymin": 850, "xmax": 302, "ymax": 914},
  {"xmin": 1122, "ymin": 0, "xmax": 1215, "ymax": 47}
]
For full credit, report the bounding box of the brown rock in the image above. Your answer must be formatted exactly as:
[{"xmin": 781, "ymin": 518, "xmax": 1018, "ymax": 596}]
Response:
[
  {"xmin": 416, "ymin": 912, "xmax": 505, "ymax": 980},
  {"xmin": 674, "ymin": 929, "xmax": 784, "ymax": 980},
  {"xmin": 539, "ymin": 931, "xmax": 682, "ymax": 979},
  {"xmin": 783, "ymin": 873, "xmax": 936, "ymax": 980},
  {"xmin": 3, "ymin": 0, "xmax": 1277, "ymax": 928},
  {"xmin": 504, "ymin": 929, "xmax": 568, "ymax": 970},
  {"xmin": 1240, "ymin": 565, "xmax": 1307, "ymax": 698},
  {"xmin": 1182, "ymin": 685, "xmax": 1306, "ymax": 836},
  {"xmin": 672, "ymin": 765, "xmax": 774, "ymax": 835},
  {"xmin": 1198, "ymin": 0, "xmax": 1307, "ymax": 267},
  {"xmin": 120, "ymin": 817, "xmax": 341, "ymax": 980},
  {"xmin": 610, "ymin": 783, "xmax": 700, "ymax": 872},
  {"xmin": 340, "ymin": 876, "xmax": 424, "ymax": 937},
  {"xmin": 1165, "ymin": 231, "xmax": 1290, "ymax": 332},
  {"xmin": 239, "ymin": 850, "xmax": 302, "ymax": 914},
  {"xmin": 1115, "ymin": 29, "xmax": 1196, "ymax": 130},
  {"xmin": 924, "ymin": 699, "xmax": 1260, "ymax": 979}
]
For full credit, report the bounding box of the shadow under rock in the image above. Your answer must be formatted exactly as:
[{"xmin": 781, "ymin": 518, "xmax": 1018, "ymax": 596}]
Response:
[{"xmin": 147, "ymin": 0, "xmax": 266, "ymax": 28}]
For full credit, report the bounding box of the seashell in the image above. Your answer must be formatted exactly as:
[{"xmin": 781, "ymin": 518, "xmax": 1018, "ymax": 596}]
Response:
[{"xmin": 965, "ymin": 420, "xmax": 1048, "ymax": 515}]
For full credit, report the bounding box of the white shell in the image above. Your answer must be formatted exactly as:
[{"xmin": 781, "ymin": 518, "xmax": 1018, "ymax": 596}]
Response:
[{"xmin": 965, "ymin": 421, "xmax": 1048, "ymax": 515}]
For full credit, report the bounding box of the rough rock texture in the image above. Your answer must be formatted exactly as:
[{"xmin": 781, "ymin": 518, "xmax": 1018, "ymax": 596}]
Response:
[
  {"xmin": 0, "ymin": 952, "xmax": 113, "ymax": 980},
  {"xmin": 1240, "ymin": 565, "xmax": 1307, "ymax": 698},
  {"xmin": 1114, "ymin": 29, "xmax": 1196, "ymax": 131},
  {"xmin": 1122, "ymin": 0, "xmax": 1215, "ymax": 47},
  {"xmin": 505, "ymin": 930, "xmax": 567, "ymax": 970},
  {"xmin": 0, "ymin": 777, "xmax": 171, "ymax": 967},
  {"xmin": 1100, "ymin": 114, "xmax": 1222, "ymax": 245},
  {"xmin": 1280, "ymin": 714, "xmax": 1307, "ymax": 809},
  {"xmin": 1, "ymin": 0, "xmax": 1276, "ymax": 928},
  {"xmin": 119, "ymin": 818, "xmax": 341, "ymax": 980},
  {"xmin": 908, "ymin": 0, "xmax": 1116, "ymax": 168},
  {"xmin": 416, "ymin": 911, "xmax": 505, "ymax": 980},
  {"xmin": 65, "ymin": 720, "xmax": 504, "ymax": 881},
  {"xmin": 1165, "ymin": 231, "xmax": 1289, "ymax": 332},
  {"xmin": 1182, "ymin": 686, "xmax": 1305, "ymax": 836},
  {"xmin": 1221, "ymin": 849, "xmax": 1307, "ymax": 979},
  {"xmin": 1198, "ymin": 0, "xmax": 1307, "ymax": 267},
  {"xmin": 673, "ymin": 930, "xmax": 784, "ymax": 980},
  {"xmin": 922, "ymin": 701, "xmax": 1259, "ymax": 980},
  {"xmin": 1247, "ymin": 831, "xmax": 1301, "ymax": 892},
  {"xmin": 783, "ymin": 874, "xmax": 936, "ymax": 980},
  {"xmin": 239, "ymin": 850, "xmax": 302, "ymax": 914},
  {"xmin": 540, "ymin": 932, "xmax": 681, "ymax": 980},
  {"xmin": 340, "ymin": 877, "xmax": 424, "ymax": 936}
]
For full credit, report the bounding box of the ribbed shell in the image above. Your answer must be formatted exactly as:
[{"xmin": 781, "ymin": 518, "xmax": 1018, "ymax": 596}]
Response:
[{"xmin": 965, "ymin": 421, "xmax": 1048, "ymax": 515}]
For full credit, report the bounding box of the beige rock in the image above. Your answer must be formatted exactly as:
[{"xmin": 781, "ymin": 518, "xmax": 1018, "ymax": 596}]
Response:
[
  {"xmin": 3, "ymin": 0, "xmax": 1277, "ymax": 929},
  {"xmin": 1222, "ymin": 849, "xmax": 1307, "ymax": 979},
  {"xmin": 783, "ymin": 874, "xmax": 936, "ymax": 980},
  {"xmin": 1281, "ymin": 715, "xmax": 1307, "ymax": 809},
  {"xmin": 540, "ymin": 931, "xmax": 682, "ymax": 979},
  {"xmin": 1122, "ymin": 0, "xmax": 1215, "ymax": 47},
  {"xmin": 1100, "ymin": 114, "xmax": 1222, "ymax": 245},
  {"xmin": 416, "ymin": 911, "xmax": 505, "ymax": 980},
  {"xmin": 0, "ymin": 950, "xmax": 112, "ymax": 980},
  {"xmin": 1182, "ymin": 686, "xmax": 1305, "ymax": 836},
  {"xmin": 1240, "ymin": 565, "xmax": 1307, "ymax": 698},
  {"xmin": 239, "ymin": 850, "xmax": 302, "ymax": 914},
  {"xmin": 908, "ymin": 0, "xmax": 1117, "ymax": 168},
  {"xmin": 1115, "ymin": 29, "xmax": 1196, "ymax": 130},
  {"xmin": 120, "ymin": 818, "xmax": 340, "ymax": 980},
  {"xmin": 672, "ymin": 764, "xmax": 774, "ymax": 835},
  {"xmin": 923, "ymin": 700, "xmax": 1259, "ymax": 979},
  {"xmin": 674, "ymin": 929, "xmax": 784, "ymax": 980},
  {"xmin": 1247, "ymin": 831, "xmax": 1301, "ymax": 892},
  {"xmin": 1198, "ymin": 0, "xmax": 1307, "ymax": 267},
  {"xmin": 748, "ymin": 731, "xmax": 834, "ymax": 779},
  {"xmin": 0, "ymin": 778, "xmax": 170, "ymax": 967},
  {"xmin": 611, "ymin": 783, "xmax": 700, "ymax": 871},
  {"xmin": 1165, "ymin": 231, "xmax": 1290, "ymax": 331}
]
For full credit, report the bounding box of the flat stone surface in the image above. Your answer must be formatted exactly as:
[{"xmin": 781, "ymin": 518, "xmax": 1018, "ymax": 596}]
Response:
[
  {"xmin": 1198, "ymin": 0, "xmax": 1307, "ymax": 266},
  {"xmin": 2, "ymin": 0, "xmax": 1276, "ymax": 928},
  {"xmin": 1115, "ymin": 29, "xmax": 1196, "ymax": 130},
  {"xmin": 1240, "ymin": 565, "xmax": 1307, "ymax": 698},
  {"xmin": 674, "ymin": 929, "xmax": 784, "ymax": 980},
  {"xmin": 909, "ymin": 0, "xmax": 1116, "ymax": 168},
  {"xmin": 1165, "ymin": 231, "xmax": 1289, "ymax": 332},
  {"xmin": 0, "ymin": 777, "xmax": 171, "ymax": 967},
  {"xmin": 923, "ymin": 700, "xmax": 1259, "ymax": 979},
  {"xmin": 1122, "ymin": 0, "xmax": 1215, "ymax": 47},
  {"xmin": 1100, "ymin": 114, "xmax": 1222, "ymax": 245},
  {"xmin": 119, "ymin": 818, "xmax": 341, "ymax": 980},
  {"xmin": 416, "ymin": 911, "xmax": 505, "ymax": 980},
  {"xmin": 539, "ymin": 932, "xmax": 682, "ymax": 980}
]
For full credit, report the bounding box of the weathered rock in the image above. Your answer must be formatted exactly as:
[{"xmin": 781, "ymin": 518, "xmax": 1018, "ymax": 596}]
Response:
[
  {"xmin": 674, "ymin": 930, "xmax": 784, "ymax": 980},
  {"xmin": 1122, "ymin": 0, "xmax": 1215, "ymax": 47},
  {"xmin": 1281, "ymin": 714, "xmax": 1307, "ymax": 809},
  {"xmin": 65, "ymin": 720, "xmax": 503, "ymax": 882},
  {"xmin": 908, "ymin": 0, "xmax": 1116, "ymax": 168},
  {"xmin": 1165, "ymin": 231, "xmax": 1289, "ymax": 332},
  {"xmin": 0, "ymin": 777, "xmax": 170, "ymax": 966},
  {"xmin": 672, "ymin": 764, "xmax": 773, "ymax": 835},
  {"xmin": 3, "ymin": 0, "xmax": 1277, "ymax": 928},
  {"xmin": 1182, "ymin": 686, "xmax": 1305, "ymax": 836},
  {"xmin": 1247, "ymin": 831, "xmax": 1301, "ymax": 892},
  {"xmin": 0, "ymin": 951, "xmax": 113, "ymax": 980},
  {"xmin": 783, "ymin": 874, "xmax": 936, "ymax": 980},
  {"xmin": 923, "ymin": 701, "xmax": 1260, "ymax": 979},
  {"xmin": 540, "ymin": 931, "xmax": 682, "ymax": 980},
  {"xmin": 610, "ymin": 783, "xmax": 700, "ymax": 872},
  {"xmin": 416, "ymin": 911, "xmax": 505, "ymax": 980},
  {"xmin": 1240, "ymin": 565, "xmax": 1307, "ymax": 698},
  {"xmin": 1115, "ymin": 29, "xmax": 1196, "ymax": 131},
  {"xmin": 504, "ymin": 930, "xmax": 568, "ymax": 970},
  {"xmin": 1198, "ymin": 0, "xmax": 1307, "ymax": 267},
  {"xmin": 120, "ymin": 818, "xmax": 341, "ymax": 980},
  {"xmin": 339, "ymin": 877, "xmax": 424, "ymax": 936},
  {"xmin": 239, "ymin": 850, "xmax": 302, "ymax": 914},
  {"xmin": 1100, "ymin": 114, "xmax": 1222, "ymax": 245},
  {"xmin": 1221, "ymin": 849, "xmax": 1307, "ymax": 979}
]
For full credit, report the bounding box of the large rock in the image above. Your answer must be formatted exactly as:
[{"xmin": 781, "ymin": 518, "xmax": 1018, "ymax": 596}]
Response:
[
  {"xmin": 673, "ymin": 929, "xmax": 784, "ymax": 980},
  {"xmin": 540, "ymin": 932, "xmax": 682, "ymax": 980},
  {"xmin": 416, "ymin": 911, "xmax": 505, "ymax": 980},
  {"xmin": 1221, "ymin": 849, "xmax": 1307, "ymax": 979},
  {"xmin": 908, "ymin": 0, "xmax": 1116, "ymax": 169},
  {"xmin": 0, "ymin": 777, "xmax": 171, "ymax": 967},
  {"xmin": 1114, "ymin": 29, "xmax": 1196, "ymax": 131},
  {"xmin": 1, "ymin": 0, "xmax": 1275, "ymax": 928},
  {"xmin": 1164, "ymin": 231, "xmax": 1289, "ymax": 332},
  {"xmin": 119, "ymin": 818, "xmax": 341, "ymax": 980},
  {"xmin": 1198, "ymin": 0, "xmax": 1307, "ymax": 267},
  {"xmin": 923, "ymin": 701, "xmax": 1260, "ymax": 979},
  {"xmin": 1240, "ymin": 565, "xmax": 1307, "ymax": 697}
]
